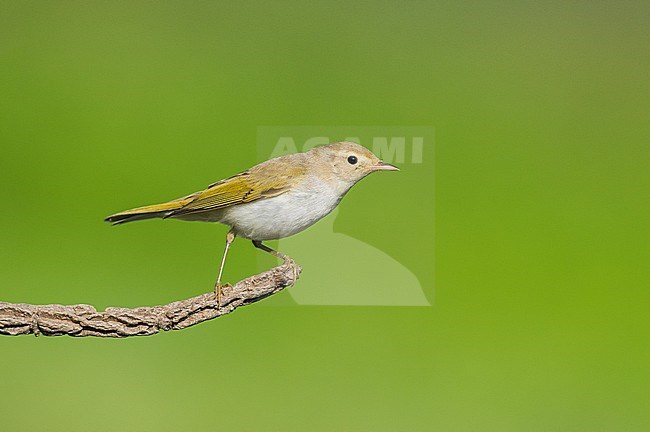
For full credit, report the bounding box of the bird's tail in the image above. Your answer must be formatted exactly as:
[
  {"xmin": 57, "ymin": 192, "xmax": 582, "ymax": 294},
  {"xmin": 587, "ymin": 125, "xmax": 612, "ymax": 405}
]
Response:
[{"xmin": 104, "ymin": 196, "xmax": 194, "ymax": 225}]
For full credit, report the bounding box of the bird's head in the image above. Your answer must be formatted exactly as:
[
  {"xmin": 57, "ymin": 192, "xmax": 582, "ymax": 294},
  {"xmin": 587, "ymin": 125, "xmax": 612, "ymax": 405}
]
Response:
[{"xmin": 309, "ymin": 141, "xmax": 399, "ymax": 189}]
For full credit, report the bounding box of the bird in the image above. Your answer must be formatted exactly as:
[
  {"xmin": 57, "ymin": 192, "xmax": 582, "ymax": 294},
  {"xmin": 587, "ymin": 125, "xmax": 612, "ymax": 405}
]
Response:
[{"xmin": 105, "ymin": 141, "xmax": 399, "ymax": 305}]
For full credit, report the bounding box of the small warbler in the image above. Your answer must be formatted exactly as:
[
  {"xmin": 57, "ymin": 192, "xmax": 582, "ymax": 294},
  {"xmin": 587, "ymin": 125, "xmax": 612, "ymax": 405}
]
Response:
[{"xmin": 105, "ymin": 141, "xmax": 398, "ymax": 304}]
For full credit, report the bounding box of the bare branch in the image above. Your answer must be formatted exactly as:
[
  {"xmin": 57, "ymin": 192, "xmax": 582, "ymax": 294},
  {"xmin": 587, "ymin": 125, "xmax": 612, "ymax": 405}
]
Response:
[{"xmin": 0, "ymin": 258, "xmax": 301, "ymax": 338}]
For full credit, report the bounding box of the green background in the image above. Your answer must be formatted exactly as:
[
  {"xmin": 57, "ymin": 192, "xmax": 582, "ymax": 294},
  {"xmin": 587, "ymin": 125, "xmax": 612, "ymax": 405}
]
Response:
[{"xmin": 1, "ymin": 1, "xmax": 648, "ymax": 431}]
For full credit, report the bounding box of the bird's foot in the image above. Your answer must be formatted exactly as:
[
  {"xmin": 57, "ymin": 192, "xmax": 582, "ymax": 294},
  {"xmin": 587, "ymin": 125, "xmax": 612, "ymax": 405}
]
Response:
[
  {"xmin": 214, "ymin": 282, "xmax": 232, "ymax": 308},
  {"xmin": 284, "ymin": 257, "xmax": 300, "ymax": 286}
]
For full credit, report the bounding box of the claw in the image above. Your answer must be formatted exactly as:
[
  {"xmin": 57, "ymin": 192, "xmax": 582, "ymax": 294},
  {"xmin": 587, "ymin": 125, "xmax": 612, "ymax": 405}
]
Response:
[
  {"xmin": 215, "ymin": 282, "xmax": 232, "ymax": 307},
  {"xmin": 286, "ymin": 259, "xmax": 299, "ymax": 286}
]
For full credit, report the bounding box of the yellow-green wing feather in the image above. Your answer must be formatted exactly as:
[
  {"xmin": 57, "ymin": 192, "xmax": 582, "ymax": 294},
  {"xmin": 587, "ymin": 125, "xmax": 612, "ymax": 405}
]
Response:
[
  {"xmin": 170, "ymin": 159, "xmax": 306, "ymax": 215},
  {"xmin": 105, "ymin": 154, "xmax": 306, "ymax": 224}
]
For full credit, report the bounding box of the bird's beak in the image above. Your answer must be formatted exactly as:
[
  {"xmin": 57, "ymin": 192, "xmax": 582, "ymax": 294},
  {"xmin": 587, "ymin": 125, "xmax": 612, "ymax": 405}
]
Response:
[{"xmin": 372, "ymin": 160, "xmax": 400, "ymax": 171}]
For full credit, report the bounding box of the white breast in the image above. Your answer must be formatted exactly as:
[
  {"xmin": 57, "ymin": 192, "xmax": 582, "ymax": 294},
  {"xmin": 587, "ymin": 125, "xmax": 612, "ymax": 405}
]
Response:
[{"xmin": 219, "ymin": 177, "xmax": 344, "ymax": 240}]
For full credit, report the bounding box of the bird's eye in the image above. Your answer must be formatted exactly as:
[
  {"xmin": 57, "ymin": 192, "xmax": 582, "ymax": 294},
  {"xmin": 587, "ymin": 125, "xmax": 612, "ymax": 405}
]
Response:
[{"xmin": 347, "ymin": 155, "xmax": 358, "ymax": 165}]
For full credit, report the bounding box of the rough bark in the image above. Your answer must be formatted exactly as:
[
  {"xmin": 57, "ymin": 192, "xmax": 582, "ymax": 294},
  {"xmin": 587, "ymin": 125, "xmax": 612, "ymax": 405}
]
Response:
[{"xmin": 0, "ymin": 258, "xmax": 300, "ymax": 338}]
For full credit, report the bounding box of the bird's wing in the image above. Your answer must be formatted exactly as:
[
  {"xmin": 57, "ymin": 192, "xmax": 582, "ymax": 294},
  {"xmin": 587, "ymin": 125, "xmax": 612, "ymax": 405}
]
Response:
[{"xmin": 170, "ymin": 162, "xmax": 306, "ymax": 216}]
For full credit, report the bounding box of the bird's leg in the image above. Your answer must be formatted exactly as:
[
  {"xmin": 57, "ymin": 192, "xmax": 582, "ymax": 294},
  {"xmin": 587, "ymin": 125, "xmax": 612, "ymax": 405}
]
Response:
[
  {"xmin": 252, "ymin": 240, "xmax": 299, "ymax": 285},
  {"xmin": 215, "ymin": 229, "xmax": 236, "ymax": 307}
]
